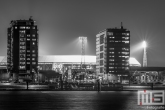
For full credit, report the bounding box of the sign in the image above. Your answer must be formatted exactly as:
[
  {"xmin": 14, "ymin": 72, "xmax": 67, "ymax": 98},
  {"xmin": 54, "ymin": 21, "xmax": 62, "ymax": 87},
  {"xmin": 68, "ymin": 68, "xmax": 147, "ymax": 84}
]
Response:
[{"xmin": 138, "ymin": 90, "xmax": 164, "ymax": 105}]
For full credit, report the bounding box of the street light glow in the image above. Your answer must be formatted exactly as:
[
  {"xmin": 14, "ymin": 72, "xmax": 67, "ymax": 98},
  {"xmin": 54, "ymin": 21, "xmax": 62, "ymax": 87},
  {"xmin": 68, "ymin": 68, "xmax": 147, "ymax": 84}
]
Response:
[{"xmin": 143, "ymin": 41, "xmax": 146, "ymax": 48}]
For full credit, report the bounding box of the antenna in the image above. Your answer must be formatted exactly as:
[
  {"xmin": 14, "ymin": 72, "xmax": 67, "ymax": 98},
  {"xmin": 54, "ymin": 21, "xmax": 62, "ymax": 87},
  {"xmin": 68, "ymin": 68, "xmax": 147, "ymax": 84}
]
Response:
[{"xmin": 121, "ymin": 22, "xmax": 123, "ymax": 29}]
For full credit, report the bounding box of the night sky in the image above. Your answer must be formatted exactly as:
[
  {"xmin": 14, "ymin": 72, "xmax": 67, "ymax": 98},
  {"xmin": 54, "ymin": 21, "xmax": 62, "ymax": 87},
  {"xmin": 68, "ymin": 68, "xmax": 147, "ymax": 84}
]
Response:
[{"xmin": 0, "ymin": 0, "xmax": 165, "ymax": 67}]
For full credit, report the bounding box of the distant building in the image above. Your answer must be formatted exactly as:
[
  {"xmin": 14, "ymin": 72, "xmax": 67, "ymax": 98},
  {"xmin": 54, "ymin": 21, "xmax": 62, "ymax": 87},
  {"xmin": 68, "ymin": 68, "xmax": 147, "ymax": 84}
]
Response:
[
  {"xmin": 96, "ymin": 24, "xmax": 130, "ymax": 83},
  {"xmin": 7, "ymin": 17, "xmax": 38, "ymax": 82}
]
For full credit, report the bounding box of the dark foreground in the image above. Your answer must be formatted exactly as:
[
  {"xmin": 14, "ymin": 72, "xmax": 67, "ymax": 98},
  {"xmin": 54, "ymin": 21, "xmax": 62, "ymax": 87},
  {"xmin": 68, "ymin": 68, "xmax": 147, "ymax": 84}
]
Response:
[{"xmin": 0, "ymin": 91, "xmax": 164, "ymax": 110}]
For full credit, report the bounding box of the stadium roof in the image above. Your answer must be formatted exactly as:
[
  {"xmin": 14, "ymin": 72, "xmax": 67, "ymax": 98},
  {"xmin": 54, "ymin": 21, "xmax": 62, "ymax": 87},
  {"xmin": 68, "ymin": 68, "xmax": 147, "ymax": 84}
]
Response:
[{"xmin": 0, "ymin": 55, "xmax": 141, "ymax": 66}]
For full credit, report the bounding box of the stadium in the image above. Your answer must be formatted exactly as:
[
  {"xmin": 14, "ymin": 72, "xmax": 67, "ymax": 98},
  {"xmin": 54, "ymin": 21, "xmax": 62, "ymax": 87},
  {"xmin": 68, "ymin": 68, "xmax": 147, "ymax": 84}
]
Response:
[{"xmin": 0, "ymin": 55, "xmax": 141, "ymax": 83}]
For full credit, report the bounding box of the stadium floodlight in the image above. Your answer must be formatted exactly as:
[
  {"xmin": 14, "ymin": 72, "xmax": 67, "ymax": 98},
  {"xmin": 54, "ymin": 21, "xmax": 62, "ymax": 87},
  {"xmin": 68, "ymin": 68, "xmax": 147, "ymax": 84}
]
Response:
[
  {"xmin": 142, "ymin": 41, "xmax": 147, "ymax": 67},
  {"xmin": 142, "ymin": 41, "xmax": 146, "ymax": 48}
]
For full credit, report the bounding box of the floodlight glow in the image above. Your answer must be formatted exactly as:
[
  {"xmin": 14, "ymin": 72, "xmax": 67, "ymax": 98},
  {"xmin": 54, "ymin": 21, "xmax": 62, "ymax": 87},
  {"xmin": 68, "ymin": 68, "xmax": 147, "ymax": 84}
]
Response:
[
  {"xmin": 143, "ymin": 41, "xmax": 146, "ymax": 48},
  {"xmin": 79, "ymin": 37, "xmax": 87, "ymax": 42}
]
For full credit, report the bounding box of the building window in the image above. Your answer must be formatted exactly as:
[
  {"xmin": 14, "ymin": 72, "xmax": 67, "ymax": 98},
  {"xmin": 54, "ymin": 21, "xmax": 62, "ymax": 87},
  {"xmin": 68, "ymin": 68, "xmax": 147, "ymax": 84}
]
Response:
[
  {"xmin": 100, "ymin": 34, "xmax": 104, "ymax": 44},
  {"xmin": 32, "ymin": 58, "xmax": 35, "ymax": 61},
  {"xmin": 19, "ymin": 66, "xmax": 25, "ymax": 69},
  {"xmin": 125, "ymin": 37, "xmax": 129, "ymax": 40},
  {"xmin": 32, "ymin": 42, "xmax": 35, "ymax": 45},
  {"xmin": 109, "ymin": 52, "xmax": 114, "ymax": 54},
  {"xmin": 20, "ymin": 46, "xmax": 26, "ymax": 49},
  {"xmin": 26, "ymin": 27, "xmax": 30, "ymax": 29},
  {"xmin": 15, "ymin": 27, "xmax": 17, "ymax": 29},
  {"xmin": 32, "ymin": 54, "xmax": 36, "ymax": 57},
  {"xmin": 109, "ymin": 40, "xmax": 114, "ymax": 42},
  {"xmin": 27, "ymin": 34, "xmax": 30, "ymax": 37},
  {"xmin": 20, "ymin": 42, "xmax": 25, "ymax": 45},
  {"xmin": 33, "ymin": 27, "xmax": 35, "ymax": 29},
  {"xmin": 32, "ymin": 50, "xmax": 35, "ymax": 53},
  {"xmin": 109, "ymin": 67, "xmax": 114, "ymax": 69},
  {"xmin": 109, "ymin": 48, "xmax": 114, "ymax": 50},
  {"xmin": 100, "ymin": 53, "xmax": 103, "ymax": 58},
  {"xmin": 100, "ymin": 45, "xmax": 103, "ymax": 51},
  {"xmin": 20, "ymin": 58, "xmax": 25, "ymax": 61},
  {"xmin": 109, "ymin": 59, "xmax": 114, "ymax": 61},
  {"xmin": 27, "ymin": 38, "xmax": 30, "ymax": 41},
  {"xmin": 27, "ymin": 54, "xmax": 30, "ymax": 56},
  {"xmin": 109, "ymin": 37, "xmax": 115, "ymax": 39},
  {"xmin": 20, "ymin": 26, "xmax": 25, "ymax": 29},
  {"xmin": 20, "ymin": 62, "xmax": 25, "ymax": 65},
  {"xmin": 20, "ymin": 38, "xmax": 26, "ymax": 41},
  {"xmin": 100, "ymin": 60, "xmax": 103, "ymax": 66},
  {"xmin": 27, "ymin": 50, "xmax": 30, "ymax": 52},
  {"xmin": 107, "ymin": 32, "xmax": 113, "ymax": 35},
  {"xmin": 27, "ymin": 58, "xmax": 30, "ymax": 60},
  {"xmin": 32, "ymin": 39, "xmax": 36, "ymax": 41},
  {"xmin": 32, "ymin": 62, "xmax": 36, "ymax": 65},
  {"xmin": 20, "ymin": 54, "xmax": 25, "ymax": 58},
  {"xmin": 109, "ymin": 63, "xmax": 114, "ymax": 65},
  {"xmin": 27, "ymin": 62, "xmax": 30, "ymax": 64},
  {"xmin": 20, "ymin": 50, "xmax": 25, "ymax": 53},
  {"xmin": 125, "ymin": 41, "xmax": 129, "ymax": 43},
  {"xmin": 32, "ymin": 34, "xmax": 35, "ymax": 37}
]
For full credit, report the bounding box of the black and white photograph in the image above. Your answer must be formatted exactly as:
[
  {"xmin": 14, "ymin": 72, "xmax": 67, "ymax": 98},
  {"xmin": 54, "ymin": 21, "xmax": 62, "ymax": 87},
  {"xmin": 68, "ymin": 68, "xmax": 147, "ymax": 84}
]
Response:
[{"xmin": 0, "ymin": 0, "xmax": 165, "ymax": 110}]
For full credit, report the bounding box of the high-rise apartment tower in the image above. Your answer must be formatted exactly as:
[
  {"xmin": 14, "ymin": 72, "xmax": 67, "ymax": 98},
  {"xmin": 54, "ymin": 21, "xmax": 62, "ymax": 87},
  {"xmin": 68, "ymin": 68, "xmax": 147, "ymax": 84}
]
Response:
[
  {"xmin": 96, "ymin": 24, "xmax": 130, "ymax": 83},
  {"xmin": 7, "ymin": 17, "xmax": 38, "ymax": 82}
]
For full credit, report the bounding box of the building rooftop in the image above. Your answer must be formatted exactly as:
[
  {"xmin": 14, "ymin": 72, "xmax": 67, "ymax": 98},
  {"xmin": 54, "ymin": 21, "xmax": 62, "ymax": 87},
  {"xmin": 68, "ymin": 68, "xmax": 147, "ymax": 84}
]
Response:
[{"xmin": 0, "ymin": 55, "xmax": 141, "ymax": 65}]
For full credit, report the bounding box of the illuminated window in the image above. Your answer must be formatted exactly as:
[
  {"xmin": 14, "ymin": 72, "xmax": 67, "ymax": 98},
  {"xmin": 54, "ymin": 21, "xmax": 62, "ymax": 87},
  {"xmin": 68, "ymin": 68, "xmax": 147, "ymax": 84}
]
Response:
[
  {"xmin": 125, "ymin": 37, "xmax": 129, "ymax": 40},
  {"xmin": 20, "ymin": 50, "xmax": 25, "ymax": 53},
  {"xmin": 20, "ymin": 46, "xmax": 26, "ymax": 49},
  {"xmin": 27, "ymin": 38, "xmax": 30, "ymax": 41},
  {"xmin": 32, "ymin": 39, "xmax": 36, "ymax": 41},
  {"xmin": 109, "ymin": 52, "xmax": 114, "ymax": 54},
  {"xmin": 20, "ymin": 42, "xmax": 25, "ymax": 45},
  {"xmin": 109, "ymin": 48, "xmax": 114, "ymax": 50},
  {"xmin": 32, "ymin": 54, "xmax": 36, "ymax": 57},
  {"xmin": 109, "ymin": 59, "xmax": 114, "ymax": 61},
  {"xmin": 27, "ymin": 50, "xmax": 30, "ymax": 52},
  {"xmin": 20, "ymin": 58, "xmax": 25, "ymax": 61},
  {"xmin": 32, "ymin": 50, "xmax": 35, "ymax": 53},
  {"xmin": 19, "ymin": 66, "xmax": 25, "ymax": 69},
  {"xmin": 32, "ymin": 58, "xmax": 35, "ymax": 61},
  {"xmin": 27, "ymin": 35, "xmax": 30, "ymax": 37},
  {"xmin": 32, "ymin": 34, "xmax": 35, "ymax": 37},
  {"xmin": 107, "ymin": 32, "xmax": 113, "ymax": 35},
  {"xmin": 20, "ymin": 54, "xmax": 25, "ymax": 58},
  {"xmin": 27, "ymin": 58, "xmax": 30, "ymax": 60},
  {"xmin": 20, "ymin": 26, "xmax": 25, "ymax": 29},
  {"xmin": 20, "ymin": 38, "xmax": 25, "ymax": 41},
  {"xmin": 109, "ymin": 67, "xmax": 114, "ymax": 69},
  {"xmin": 126, "ymin": 33, "xmax": 129, "ymax": 36},
  {"xmin": 27, "ymin": 62, "xmax": 30, "ymax": 64},
  {"xmin": 33, "ymin": 27, "xmax": 35, "ymax": 29},
  {"xmin": 26, "ymin": 27, "xmax": 30, "ymax": 29},
  {"xmin": 109, "ymin": 63, "xmax": 114, "ymax": 65},
  {"xmin": 15, "ymin": 27, "xmax": 17, "ymax": 29},
  {"xmin": 32, "ymin": 42, "xmax": 35, "ymax": 45},
  {"xmin": 125, "ymin": 41, "xmax": 129, "ymax": 43},
  {"xmin": 109, "ymin": 40, "xmax": 114, "ymax": 42},
  {"xmin": 20, "ymin": 62, "xmax": 25, "ymax": 65},
  {"xmin": 32, "ymin": 62, "xmax": 36, "ymax": 65},
  {"xmin": 27, "ymin": 54, "xmax": 30, "ymax": 56}
]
